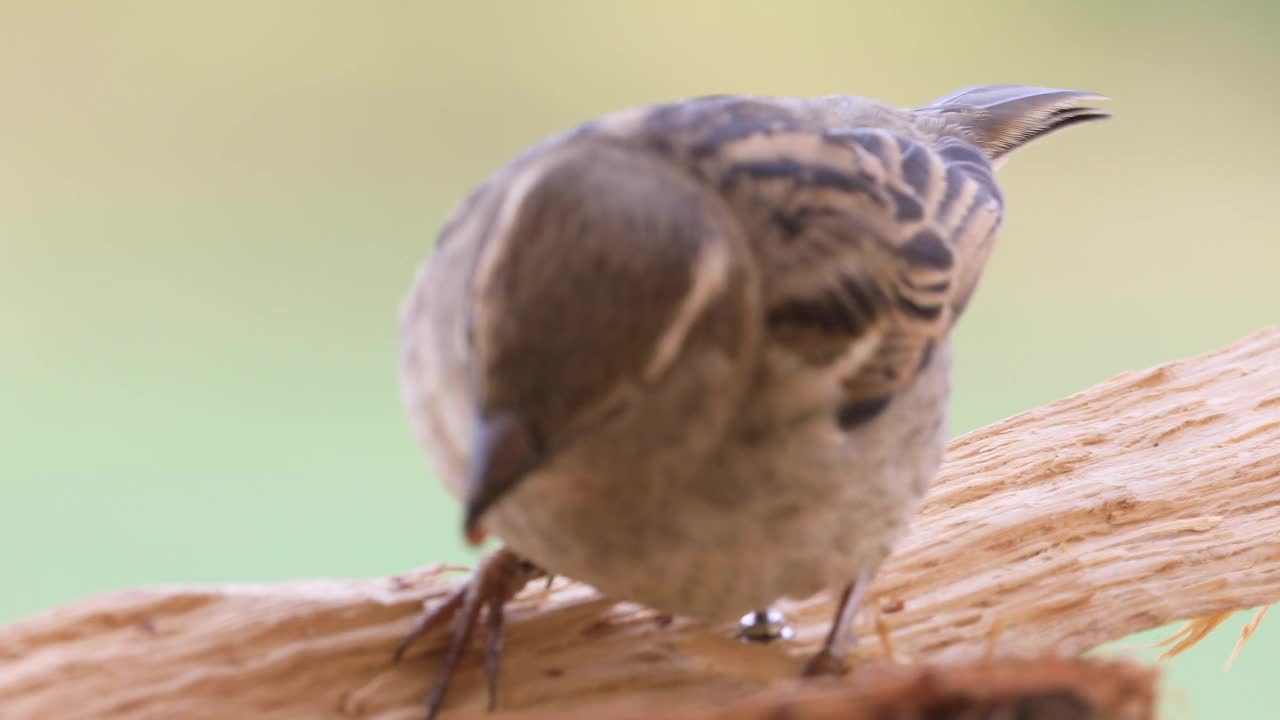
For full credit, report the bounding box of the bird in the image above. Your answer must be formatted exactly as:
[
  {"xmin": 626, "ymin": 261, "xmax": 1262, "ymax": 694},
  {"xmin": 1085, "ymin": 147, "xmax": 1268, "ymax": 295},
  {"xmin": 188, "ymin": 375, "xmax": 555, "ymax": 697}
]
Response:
[{"xmin": 395, "ymin": 84, "xmax": 1109, "ymax": 718}]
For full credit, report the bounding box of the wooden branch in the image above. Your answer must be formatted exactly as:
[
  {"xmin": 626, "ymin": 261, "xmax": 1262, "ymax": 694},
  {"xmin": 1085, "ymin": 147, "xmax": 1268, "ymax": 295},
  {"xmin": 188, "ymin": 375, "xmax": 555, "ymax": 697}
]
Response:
[
  {"xmin": 3, "ymin": 328, "xmax": 1278, "ymax": 719},
  {"xmin": 497, "ymin": 657, "xmax": 1157, "ymax": 720}
]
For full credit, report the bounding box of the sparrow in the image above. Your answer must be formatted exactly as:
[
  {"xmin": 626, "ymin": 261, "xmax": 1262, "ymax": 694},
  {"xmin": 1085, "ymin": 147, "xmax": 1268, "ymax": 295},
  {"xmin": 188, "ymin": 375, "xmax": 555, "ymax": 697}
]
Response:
[{"xmin": 396, "ymin": 84, "xmax": 1108, "ymax": 718}]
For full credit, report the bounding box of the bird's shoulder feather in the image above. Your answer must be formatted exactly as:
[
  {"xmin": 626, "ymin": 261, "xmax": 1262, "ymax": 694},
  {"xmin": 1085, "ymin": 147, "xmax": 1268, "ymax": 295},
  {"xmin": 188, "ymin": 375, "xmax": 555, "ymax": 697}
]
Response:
[{"xmin": 588, "ymin": 95, "xmax": 1005, "ymax": 425}]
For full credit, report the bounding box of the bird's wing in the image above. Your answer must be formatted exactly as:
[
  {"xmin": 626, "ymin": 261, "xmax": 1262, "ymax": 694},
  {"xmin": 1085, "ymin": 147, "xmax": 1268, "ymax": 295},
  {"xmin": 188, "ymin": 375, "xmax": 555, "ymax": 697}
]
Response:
[{"xmin": 605, "ymin": 96, "xmax": 1005, "ymax": 426}]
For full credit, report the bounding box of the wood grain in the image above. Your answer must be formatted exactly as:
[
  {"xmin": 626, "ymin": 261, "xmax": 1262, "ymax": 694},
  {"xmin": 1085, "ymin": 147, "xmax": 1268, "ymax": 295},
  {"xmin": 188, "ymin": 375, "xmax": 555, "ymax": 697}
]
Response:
[{"xmin": 2, "ymin": 328, "xmax": 1277, "ymax": 719}]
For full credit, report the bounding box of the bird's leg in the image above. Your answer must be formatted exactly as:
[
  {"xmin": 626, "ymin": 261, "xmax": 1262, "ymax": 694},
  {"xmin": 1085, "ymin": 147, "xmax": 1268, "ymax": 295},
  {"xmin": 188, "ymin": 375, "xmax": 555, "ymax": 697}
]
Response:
[
  {"xmin": 393, "ymin": 547, "xmax": 544, "ymax": 720},
  {"xmin": 802, "ymin": 569, "xmax": 872, "ymax": 677}
]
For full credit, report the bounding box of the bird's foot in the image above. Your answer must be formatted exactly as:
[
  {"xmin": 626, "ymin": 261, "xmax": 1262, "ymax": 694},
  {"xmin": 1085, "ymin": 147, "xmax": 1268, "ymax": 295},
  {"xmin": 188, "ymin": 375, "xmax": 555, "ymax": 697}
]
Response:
[
  {"xmin": 801, "ymin": 646, "xmax": 850, "ymax": 677},
  {"xmin": 801, "ymin": 570, "xmax": 873, "ymax": 679},
  {"xmin": 393, "ymin": 547, "xmax": 544, "ymax": 720}
]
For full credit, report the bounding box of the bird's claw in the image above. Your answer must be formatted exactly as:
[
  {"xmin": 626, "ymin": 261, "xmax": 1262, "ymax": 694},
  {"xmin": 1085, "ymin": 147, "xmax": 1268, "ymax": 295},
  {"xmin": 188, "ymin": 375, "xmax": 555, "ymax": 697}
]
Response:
[
  {"xmin": 801, "ymin": 647, "xmax": 850, "ymax": 677},
  {"xmin": 394, "ymin": 548, "xmax": 543, "ymax": 720}
]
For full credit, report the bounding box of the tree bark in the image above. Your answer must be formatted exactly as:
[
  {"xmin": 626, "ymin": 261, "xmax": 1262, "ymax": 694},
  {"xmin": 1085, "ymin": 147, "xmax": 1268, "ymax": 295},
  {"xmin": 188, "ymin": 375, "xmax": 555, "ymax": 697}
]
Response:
[{"xmin": 3, "ymin": 328, "xmax": 1278, "ymax": 720}]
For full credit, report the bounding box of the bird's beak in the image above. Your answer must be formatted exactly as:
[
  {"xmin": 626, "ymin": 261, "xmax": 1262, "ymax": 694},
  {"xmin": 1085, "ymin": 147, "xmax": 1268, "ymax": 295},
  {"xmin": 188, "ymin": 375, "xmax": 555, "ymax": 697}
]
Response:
[{"xmin": 463, "ymin": 412, "xmax": 543, "ymax": 547}]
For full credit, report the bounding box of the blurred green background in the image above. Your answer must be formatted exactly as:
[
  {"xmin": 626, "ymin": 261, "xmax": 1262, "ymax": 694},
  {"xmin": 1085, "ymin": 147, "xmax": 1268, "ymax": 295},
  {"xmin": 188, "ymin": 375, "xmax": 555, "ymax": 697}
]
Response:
[{"xmin": 2, "ymin": 1, "xmax": 1276, "ymax": 716}]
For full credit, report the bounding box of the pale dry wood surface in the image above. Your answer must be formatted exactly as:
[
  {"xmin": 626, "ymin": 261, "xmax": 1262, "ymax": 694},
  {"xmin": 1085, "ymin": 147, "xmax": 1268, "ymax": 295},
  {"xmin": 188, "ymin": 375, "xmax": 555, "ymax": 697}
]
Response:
[
  {"xmin": 2, "ymin": 328, "xmax": 1278, "ymax": 719},
  {"xmin": 494, "ymin": 656, "xmax": 1157, "ymax": 720}
]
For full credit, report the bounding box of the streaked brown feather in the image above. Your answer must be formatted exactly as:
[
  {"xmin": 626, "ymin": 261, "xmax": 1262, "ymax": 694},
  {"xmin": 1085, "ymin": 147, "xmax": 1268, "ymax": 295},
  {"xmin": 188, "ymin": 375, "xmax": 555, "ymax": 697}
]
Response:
[{"xmin": 591, "ymin": 96, "xmax": 1004, "ymax": 420}]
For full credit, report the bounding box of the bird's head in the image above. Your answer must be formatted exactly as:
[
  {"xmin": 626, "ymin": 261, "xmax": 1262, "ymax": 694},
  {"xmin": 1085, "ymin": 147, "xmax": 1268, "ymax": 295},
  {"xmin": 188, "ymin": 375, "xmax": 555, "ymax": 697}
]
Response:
[{"xmin": 458, "ymin": 139, "xmax": 758, "ymax": 545}]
